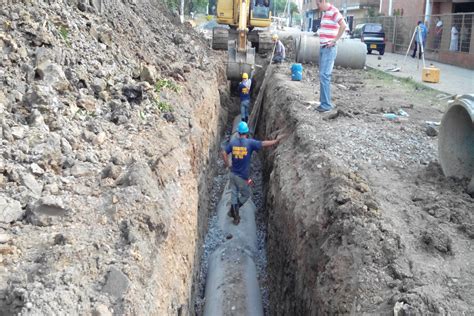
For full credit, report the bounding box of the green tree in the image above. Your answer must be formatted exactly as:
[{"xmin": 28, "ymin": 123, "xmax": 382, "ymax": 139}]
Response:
[{"xmin": 289, "ymin": 2, "xmax": 298, "ymax": 26}]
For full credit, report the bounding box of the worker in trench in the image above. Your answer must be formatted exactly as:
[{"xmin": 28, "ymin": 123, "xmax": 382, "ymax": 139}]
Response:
[
  {"xmin": 271, "ymin": 34, "xmax": 286, "ymax": 64},
  {"xmin": 222, "ymin": 121, "xmax": 285, "ymax": 225},
  {"xmin": 238, "ymin": 72, "xmax": 251, "ymax": 123}
]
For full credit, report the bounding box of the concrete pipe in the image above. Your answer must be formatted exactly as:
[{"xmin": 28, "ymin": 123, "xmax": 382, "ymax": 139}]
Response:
[
  {"xmin": 295, "ymin": 35, "xmax": 367, "ymax": 69},
  {"xmin": 438, "ymin": 94, "xmax": 474, "ymax": 180},
  {"xmin": 203, "ymin": 183, "xmax": 263, "ymax": 316},
  {"xmin": 203, "ymin": 240, "xmax": 263, "ymax": 316}
]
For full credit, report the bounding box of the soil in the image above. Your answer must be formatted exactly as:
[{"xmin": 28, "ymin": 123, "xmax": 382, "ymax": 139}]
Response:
[{"xmin": 257, "ymin": 63, "xmax": 473, "ymax": 314}]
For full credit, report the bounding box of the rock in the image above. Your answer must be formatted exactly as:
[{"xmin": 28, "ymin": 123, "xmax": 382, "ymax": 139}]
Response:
[
  {"xmin": 0, "ymin": 234, "xmax": 12, "ymax": 244},
  {"xmin": 111, "ymin": 151, "xmax": 127, "ymax": 165},
  {"xmin": 10, "ymin": 126, "xmax": 26, "ymax": 139},
  {"xmin": 425, "ymin": 125, "xmax": 438, "ymax": 137},
  {"xmin": 27, "ymin": 197, "xmax": 68, "ymax": 226},
  {"xmin": 421, "ymin": 228, "xmax": 453, "ymax": 254},
  {"xmin": 467, "ymin": 177, "xmax": 474, "ymax": 197},
  {"xmin": 53, "ymin": 233, "xmax": 68, "ymax": 245},
  {"xmin": 116, "ymin": 161, "xmax": 159, "ymax": 198},
  {"xmin": 21, "ymin": 173, "xmax": 43, "ymax": 196},
  {"xmin": 91, "ymin": 78, "xmax": 107, "ymax": 94},
  {"xmin": 93, "ymin": 132, "xmax": 107, "ymax": 145},
  {"xmin": 139, "ymin": 65, "xmax": 157, "ymax": 84},
  {"xmin": 102, "ymin": 267, "xmax": 130, "ymax": 299},
  {"xmin": 0, "ymin": 196, "xmax": 24, "ymax": 223},
  {"xmin": 182, "ymin": 64, "xmax": 191, "ymax": 73},
  {"xmin": 28, "ymin": 109, "xmax": 48, "ymax": 131},
  {"xmin": 23, "ymin": 84, "xmax": 54, "ymax": 110},
  {"xmin": 2, "ymin": 121, "xmax": 13, "ymax": 141},
  {"xmin": 35, "ymin": 62, "xmax": 68, "ymax": 92},
  {"xmin": 101, "ymin": 164, "xmax": 121, "ymax": 180},
  {"xmin": 90, "ymin": 0, "xmax": 104, "ymax": 14},
  {"xmin": 96, "ymin": 26, "xmax": 113, "ymax": 47},
  {"xmin": 70, "ymin": 162, "xmax": 93, "ymax": 177},
  {"xmin": 30, "ymin": 163, "xmax": 44, "ymax": 175},
  {"xmin": 163, "ymin": 112, "xmax": 175, "ymax": 123},
  {"xmin": 77, "ymin": 97, "xmax": 96, "ymax": 112},
  {"xmin": 43, "ymin": 182, "xmax": 60, "ymax": 195},
  {"xmin": 121, "ymin": 85, "xmax": 143, "ymax": 104},
  {"xmin": 0, "ymin": 245, "xmax": 15, "ymax": 255},
  {"xmin": 92, "ymin": 304, "xmax": 112, "ymax": 316}
]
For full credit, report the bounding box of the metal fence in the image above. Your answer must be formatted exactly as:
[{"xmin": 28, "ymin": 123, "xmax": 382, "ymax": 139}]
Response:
[{"xmin": 353, "ymin": 13, "xmax": 473, "ymax": 55}]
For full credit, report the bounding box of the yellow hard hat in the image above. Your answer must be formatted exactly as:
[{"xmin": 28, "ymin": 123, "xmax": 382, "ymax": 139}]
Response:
[
  {"xmin": 242, "ymin": 72, "xmax": 249, "ymax": 79},
  {"xmin": 272, "ymin": 34, "xmax": 278, "ymax": 41}
]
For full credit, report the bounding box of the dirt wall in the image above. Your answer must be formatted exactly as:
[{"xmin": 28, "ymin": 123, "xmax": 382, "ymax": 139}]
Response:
[
  {"xmin": 0, "ymin": 1, "xmax": 228, "ymax": 314},
  {"xmin": 258, "ymin": 67, "xmax": 473, "ymax": 315}
]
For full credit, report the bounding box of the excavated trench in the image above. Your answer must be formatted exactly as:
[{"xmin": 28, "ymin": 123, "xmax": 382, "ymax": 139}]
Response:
[{"xmin": 192, "ymin": 41, "xmax": 472, "ymax": 315}]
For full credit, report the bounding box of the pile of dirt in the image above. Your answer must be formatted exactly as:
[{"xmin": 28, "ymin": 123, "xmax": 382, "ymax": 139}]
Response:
[
  {"xmin": 0, "ymin": 1, "xmax": 227, "ymax": 314},
  {"xmin": 257, "ymin": 64, "xmax": 473, "ymax": 314}
]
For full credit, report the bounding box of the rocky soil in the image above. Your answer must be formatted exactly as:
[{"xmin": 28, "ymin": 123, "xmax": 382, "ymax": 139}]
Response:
[
  {"xmin": 1, "ymin": 1, "xmax": 228, "ymax": 314},
  {"xmin": 257, "ymin": 63, "xmax": 473, "ymax": 314}
]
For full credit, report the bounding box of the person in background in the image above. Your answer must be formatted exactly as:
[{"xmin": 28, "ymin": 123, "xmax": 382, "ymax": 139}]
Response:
[
  {"xmin": 412, "ymin": 21, "xmax": 427, "ymax": 59},
  {"xmin": 272, "ymin": 34, "xmax": 286, "ymax": 63},
  {"xmin": 434, "ymin": 17, "xmax": 443, "ymax": 51},
  {"xmin": 238, "ymin": 72, "xmax": 251, "ymax": 123},
  {"xmin": 450, "ymin": 24, "xmax": 459, "ymax": 51}
]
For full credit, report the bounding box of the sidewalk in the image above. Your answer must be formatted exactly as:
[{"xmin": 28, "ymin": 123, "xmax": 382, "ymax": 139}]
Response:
[{"xmin": 365, "ymin": 52, "xmax": 474, "ymax": 96}]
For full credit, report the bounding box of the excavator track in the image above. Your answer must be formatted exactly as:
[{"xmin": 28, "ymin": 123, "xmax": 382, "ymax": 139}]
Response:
[{"xmin": 212, "ymin": 27, "xmax": 229, "ymax": 50}]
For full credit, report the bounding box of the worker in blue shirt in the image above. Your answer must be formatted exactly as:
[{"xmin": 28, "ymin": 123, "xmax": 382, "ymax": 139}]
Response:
[
  {"xmin": 222, "ymin": 121, "xmax": 284, "ymax": 225},
  {"xmin": 412, "ymin": 21, "xmax": 428, "ymax": 59}
]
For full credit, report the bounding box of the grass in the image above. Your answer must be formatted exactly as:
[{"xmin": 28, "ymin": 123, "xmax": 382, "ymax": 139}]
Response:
[
  {"xmin": 59, "ymin": 25, "xmax": 71, "ymax": 47},
  {"xmin": 155, "ymin": 78, "xmax": 181, "ymax": 94},
  {"xmin": 154, "ymin": 100, "xmax": 173, "ymax": 113},
  {"xmin": 367, "ymin": 68, "xmax": 444, "ymax": 95}
]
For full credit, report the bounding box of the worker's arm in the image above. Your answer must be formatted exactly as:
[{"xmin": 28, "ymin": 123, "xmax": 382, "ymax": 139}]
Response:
[
  {"xmin": 334, "ymin": 19, "xmax": 347, "ymax": 42},
  {"xmin": 327, "ymin": 19, "xmax": 347, "ymax": 47},
  {"xmin": 261, "ymin": 134, "xmax": 286, "ymax": 148},
  {"xmin": 222, "ymin": 150, "xmax": 230, "ymax": 168}
]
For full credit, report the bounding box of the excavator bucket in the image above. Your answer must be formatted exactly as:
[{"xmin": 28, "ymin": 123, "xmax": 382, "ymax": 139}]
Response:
[{"xmin": 226, "ymin": 40, "xmax": 255, "ymax": 81}]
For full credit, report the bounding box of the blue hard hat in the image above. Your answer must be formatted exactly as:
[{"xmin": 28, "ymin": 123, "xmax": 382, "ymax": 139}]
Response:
[{"xmin": 237, "ymin": 121, "xmax": 249, "ymax": 134}]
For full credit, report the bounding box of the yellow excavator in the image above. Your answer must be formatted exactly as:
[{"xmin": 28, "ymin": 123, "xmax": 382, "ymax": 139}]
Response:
[{"xmin": 212, "ymin": 0, "xmax": 273, "ymax": 82}]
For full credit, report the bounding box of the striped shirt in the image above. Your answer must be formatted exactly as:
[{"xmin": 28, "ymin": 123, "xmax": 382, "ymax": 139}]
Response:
[{"xmin": 319, "ymin": 4, "xmax": 343, "ymax": 45}]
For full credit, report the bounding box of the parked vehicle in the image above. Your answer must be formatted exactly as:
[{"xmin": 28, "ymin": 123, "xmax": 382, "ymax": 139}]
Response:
[{"xmin": 351, "ymin": 23, "xmax": 385, "ymax": 55}]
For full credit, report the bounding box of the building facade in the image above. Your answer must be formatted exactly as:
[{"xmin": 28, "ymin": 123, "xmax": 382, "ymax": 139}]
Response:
[{"xmin": 302, "ymin": 0, "xmax": 379, "ymax": 32}]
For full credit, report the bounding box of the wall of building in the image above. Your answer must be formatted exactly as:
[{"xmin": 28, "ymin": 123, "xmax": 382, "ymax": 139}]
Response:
[{"xmin": 381, "ymin": 0, "xmax": 426, "ymax": 17}]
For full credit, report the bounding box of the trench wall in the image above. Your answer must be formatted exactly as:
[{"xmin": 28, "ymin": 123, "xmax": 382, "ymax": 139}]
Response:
[{"xmin": 256, "ymin": 71, "xmax": 402, "ymax": 315}]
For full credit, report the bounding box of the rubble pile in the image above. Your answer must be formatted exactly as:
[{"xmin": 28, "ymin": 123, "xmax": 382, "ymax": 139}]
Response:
[{"xmin": 0, "ymin": 1, "xmax": 225, "ymax": 314}]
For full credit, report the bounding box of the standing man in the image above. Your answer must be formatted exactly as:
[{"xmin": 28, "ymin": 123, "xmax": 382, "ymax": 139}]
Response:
[
  {"xmin": 412, "ymin": 21, "xmax": 427, "ymax": 59},
  {"xmin": 315, "ymin": 0, "xmax": 347, "ymax": 113},
  {"xmin": 238, "ymin": 73, "xmax": 251, "ymax": 123},
  {"xmin": 434, "ymin": 17, "xmax": 443, "ymax": 51},
  {"xmin": 222, "ymin": 121, "xmax": 283, "ymax": 225},
  {"xmin": 272, "ymin": 34, "xmax": 286, "ymax": 63}
]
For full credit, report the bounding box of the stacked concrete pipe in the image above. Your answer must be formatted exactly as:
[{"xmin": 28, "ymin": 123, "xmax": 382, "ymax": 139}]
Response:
[
  {"xmin": 203, "ymin": 117, "xmax": 264, "ymax": 316},
  {"xmin": 295, "ymin": 34, "xmax": 367, "ymax": 69},
  {"xmin": 438, "ymin": 94, "xmax": 474, "ymax": 183}
]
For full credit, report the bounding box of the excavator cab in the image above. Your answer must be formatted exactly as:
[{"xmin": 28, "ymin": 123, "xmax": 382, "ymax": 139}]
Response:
[{"xmin": 250, "ymin": 0, "xmax": 271, "ymax": 22}]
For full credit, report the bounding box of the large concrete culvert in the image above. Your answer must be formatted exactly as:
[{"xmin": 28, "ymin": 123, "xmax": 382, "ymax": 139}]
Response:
[
  {"xmin": 295, "ymin": 35, "xmax": 367, "ymax": 69},
  {"xmin": 438, "ymin": 94, "xmax": 474, "ymax": 180}
]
